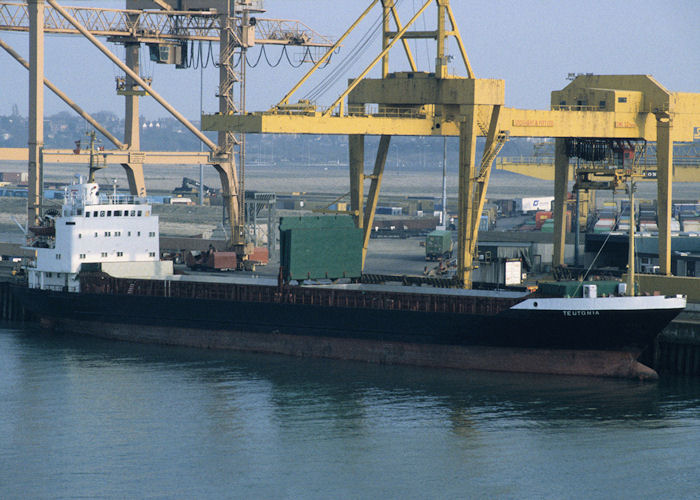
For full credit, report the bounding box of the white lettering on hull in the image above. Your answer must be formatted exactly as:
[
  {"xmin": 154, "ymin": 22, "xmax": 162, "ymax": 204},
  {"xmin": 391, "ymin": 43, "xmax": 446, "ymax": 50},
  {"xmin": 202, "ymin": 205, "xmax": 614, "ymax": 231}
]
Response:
[{"xmin": 563, "ymin": 310, "xmax": 601, "ymax": 317}]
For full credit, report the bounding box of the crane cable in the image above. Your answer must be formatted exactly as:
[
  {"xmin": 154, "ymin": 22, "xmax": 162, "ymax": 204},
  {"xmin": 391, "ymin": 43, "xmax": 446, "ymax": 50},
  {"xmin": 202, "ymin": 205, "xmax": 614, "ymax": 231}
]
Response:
[
  {"xmin": 301, "ymin": 1, "xmax": 400, "ymax": 103},
  {"xmin": 302, "ymin": 13, "xmax": 384, "ymax": 101}
]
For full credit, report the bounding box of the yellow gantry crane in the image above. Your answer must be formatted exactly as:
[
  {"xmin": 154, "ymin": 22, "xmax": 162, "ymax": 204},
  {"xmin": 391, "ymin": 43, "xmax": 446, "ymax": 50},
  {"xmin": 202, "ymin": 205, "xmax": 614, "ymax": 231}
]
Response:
[
  {"xmin": 203, "ymin": 0, "xmax": 700, "ymax": 288},
  {"xmin": 207, "ymin": 0, "xmax": 506, "ymax": 287},
  {"xmin": 204, "ymin": 0, "xmax": 700, "ymax": 286}
]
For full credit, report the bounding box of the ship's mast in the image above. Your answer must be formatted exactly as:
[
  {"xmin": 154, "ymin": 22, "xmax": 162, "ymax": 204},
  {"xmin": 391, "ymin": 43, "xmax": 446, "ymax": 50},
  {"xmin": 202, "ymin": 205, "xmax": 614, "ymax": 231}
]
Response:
[
  {"xmin": 626, "ymin": 177, "xmax": 636, "ymax": 296},
  {"xmin": 86, "ymin": 131, "xmax": 105, "ymax": 183},
  {"xmin": 441, "ymin": 137, "xmax": 448, "ymax": 229}
]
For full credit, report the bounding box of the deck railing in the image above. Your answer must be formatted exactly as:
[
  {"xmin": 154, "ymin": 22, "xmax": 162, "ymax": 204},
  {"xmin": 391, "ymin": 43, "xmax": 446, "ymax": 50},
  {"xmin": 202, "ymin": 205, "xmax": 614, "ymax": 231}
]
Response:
[{"xmin": 80, "ymin": 273, "xmax": 521, "ymax": 316}]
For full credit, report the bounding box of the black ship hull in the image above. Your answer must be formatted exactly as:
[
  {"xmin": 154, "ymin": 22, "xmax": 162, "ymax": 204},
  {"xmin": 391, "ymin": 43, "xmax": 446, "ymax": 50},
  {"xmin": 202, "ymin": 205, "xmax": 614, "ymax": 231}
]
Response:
[{"xmin": 11, "ymin": 281, "xmax": 686, "ymax": 379}]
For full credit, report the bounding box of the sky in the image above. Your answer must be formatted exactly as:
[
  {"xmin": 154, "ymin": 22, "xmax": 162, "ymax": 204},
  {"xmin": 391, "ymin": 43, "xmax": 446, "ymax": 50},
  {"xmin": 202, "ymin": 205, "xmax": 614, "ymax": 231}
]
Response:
[{"xmin": 0, "ymin": 0, "xmax": 698, "ymax": 121}]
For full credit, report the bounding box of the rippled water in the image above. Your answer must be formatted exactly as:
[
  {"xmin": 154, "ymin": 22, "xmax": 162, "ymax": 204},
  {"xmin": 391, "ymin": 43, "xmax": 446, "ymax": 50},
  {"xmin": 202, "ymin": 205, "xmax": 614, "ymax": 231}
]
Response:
[{"xmin": 2, "ymin": 322, "xmax": 700, "ymax": 499}]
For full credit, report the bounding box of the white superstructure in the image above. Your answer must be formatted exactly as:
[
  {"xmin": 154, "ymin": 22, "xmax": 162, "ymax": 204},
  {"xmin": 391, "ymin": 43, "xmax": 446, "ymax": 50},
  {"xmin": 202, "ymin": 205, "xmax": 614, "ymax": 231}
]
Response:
[{"xmin": 26, "ymin": 177, "xmax": 163, "ymax": 292}]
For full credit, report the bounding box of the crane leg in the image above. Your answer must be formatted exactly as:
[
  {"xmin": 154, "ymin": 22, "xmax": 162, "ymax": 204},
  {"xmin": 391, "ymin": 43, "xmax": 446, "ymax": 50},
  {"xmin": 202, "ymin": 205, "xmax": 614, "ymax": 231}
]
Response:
[
  {"xmin": 120, "ymin": 162, "xmax": 146, "ymax": 197},
  {"xmin": 457, "ymin": 107, "xmax": 478, "ymax": 288},
  {"xmin": 213, "ymin": 160, "xmax": 242, "ymax": 248},
  {"xmin": 552, "ymin": 138, "xmax": 569, "ymax": 268},
  {"xmin": 349, "ymin": 134, "xmax": 365, "ymax": 228},
  {"xmin": 656, "ymin": 115, "xmax": 673, "ymax": 275},
  {"xmin": 361, "ymin": 134, "xmax": 391, "ymax": 268}
]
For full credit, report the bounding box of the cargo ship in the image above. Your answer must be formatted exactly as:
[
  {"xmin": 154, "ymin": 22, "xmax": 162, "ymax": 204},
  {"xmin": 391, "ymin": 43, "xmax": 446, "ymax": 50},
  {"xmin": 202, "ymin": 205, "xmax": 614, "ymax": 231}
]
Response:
[{"xmin": 12, "ymin": 177, "xmax": 687, "ymax": 379}]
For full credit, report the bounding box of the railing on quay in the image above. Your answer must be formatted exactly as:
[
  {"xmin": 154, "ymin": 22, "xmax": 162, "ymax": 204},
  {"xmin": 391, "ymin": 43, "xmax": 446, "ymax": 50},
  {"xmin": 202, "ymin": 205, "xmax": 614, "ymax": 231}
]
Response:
[{"xmin": 343, "ymin": 104, "xmax": 428, "ymax": 119}]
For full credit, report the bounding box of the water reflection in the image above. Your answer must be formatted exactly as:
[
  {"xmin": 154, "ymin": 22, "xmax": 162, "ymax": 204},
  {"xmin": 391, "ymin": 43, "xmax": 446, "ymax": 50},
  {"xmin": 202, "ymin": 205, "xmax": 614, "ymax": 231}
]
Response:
[{"xmin": 6, "ymin": 322, "xmax": 700, "ymax": 431}]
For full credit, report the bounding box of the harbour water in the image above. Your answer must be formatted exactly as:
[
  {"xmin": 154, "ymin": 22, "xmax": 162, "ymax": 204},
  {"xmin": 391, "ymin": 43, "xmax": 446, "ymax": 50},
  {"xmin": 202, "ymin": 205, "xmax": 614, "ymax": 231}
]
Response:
[{"xmin": 2, "ymin": 322, "xmax": 700, "ymax": 499}]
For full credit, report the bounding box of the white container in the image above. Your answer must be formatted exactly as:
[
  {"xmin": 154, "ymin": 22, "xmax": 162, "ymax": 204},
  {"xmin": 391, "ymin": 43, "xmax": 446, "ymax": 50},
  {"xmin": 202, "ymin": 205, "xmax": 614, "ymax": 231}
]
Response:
[
  {"xmin": 582, "ymin": 284, "xmax": 597, "ymax": 298},
  {"xmin": 516, "ymin": 196, "xmax": 554, "ymax": 213}
]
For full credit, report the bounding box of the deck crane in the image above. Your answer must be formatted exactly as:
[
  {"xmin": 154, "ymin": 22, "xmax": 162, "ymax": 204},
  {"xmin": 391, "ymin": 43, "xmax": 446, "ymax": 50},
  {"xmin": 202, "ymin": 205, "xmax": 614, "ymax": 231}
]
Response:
[{"xmin": 204, "ymin": 0, "xmax": 700, "ymax": 286}]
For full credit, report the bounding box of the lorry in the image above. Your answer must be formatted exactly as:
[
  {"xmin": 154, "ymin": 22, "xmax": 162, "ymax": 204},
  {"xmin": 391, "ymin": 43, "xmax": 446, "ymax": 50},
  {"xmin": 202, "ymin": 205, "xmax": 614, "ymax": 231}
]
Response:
[
  {"xmin": 425, "ymin": 230, "xmax": 453, "ymax": 261},
  {"xmin": 516, "ymin": 196, "xmax": 555, "ymax": 214}
]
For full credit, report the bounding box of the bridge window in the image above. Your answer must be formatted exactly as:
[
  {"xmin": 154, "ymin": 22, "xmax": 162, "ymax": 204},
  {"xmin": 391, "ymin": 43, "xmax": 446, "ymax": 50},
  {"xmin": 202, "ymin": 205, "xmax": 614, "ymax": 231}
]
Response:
[
  {"xmin": 93, "ymin": 211, "xmax": 98, "ymax": 217},
  {"xmin": 79, "ymin": 254, "xmax": 86, "ymax": 259},
  {"xmin": 85, "ymin": 212, "xmax": 90, "ymax": 218},
  {"xmin": 114, "ymin": 210, "xmax": 122, "ymax": 216},
  {"xmin": 137, "ymin": 210, "xmax": 142, "ymax": 216},
  {"xmin": 117, "ymin": 252, "xmax": 123, "ymax": 257},
  {"xmin": 599, "ymin": 100, "xmax": 606, "ymax": 109},
  {"xmin": 107, "ymin": 211, "xmax": 112, "ymax": 216},
  {"xmin": 618, "ymin": 97, "xmax": 627, "ymax": 103}
]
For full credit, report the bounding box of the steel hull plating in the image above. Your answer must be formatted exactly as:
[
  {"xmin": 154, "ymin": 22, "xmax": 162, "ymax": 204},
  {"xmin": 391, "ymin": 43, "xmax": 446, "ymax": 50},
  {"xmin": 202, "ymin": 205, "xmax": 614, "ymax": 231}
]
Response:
[{"xmin": 11, "ymin": 285, "xmax": 684, "ymax": 379}]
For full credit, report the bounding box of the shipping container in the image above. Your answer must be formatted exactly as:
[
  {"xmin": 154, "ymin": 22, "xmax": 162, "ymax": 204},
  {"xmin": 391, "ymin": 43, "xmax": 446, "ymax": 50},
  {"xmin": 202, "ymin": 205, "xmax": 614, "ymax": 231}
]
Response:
[
  {"xmin": 0, "ymin": 172, "xmax": 28, "ymax": 183},
  {"xmin": 540, "ymin": 220, "xmax": 554, "ymax": 233},
  {"xmin": 673, "ymin": 203, "xmax": 700, "ymax": 218},
  {"xmin": 425, "ymin": 230, "xmax": 453, "ymax": 261},
  {"xmin": 535, "ymin": 211, "xmax": 552, "ymax": 230},
  {"xmin": 594, "ymin": 218, "xmax": 616, "ymax": 233},
  {"xmin": 248, "ymin": 246, "xmax": 269, "ymax": 265},
  {"xmin": 540, "ymin": 211, "xmax": 571, "ymax": 232},
  {"xmin": 376, "ymin": 206, "xmax": 403, "ymax": 216},
  {"xmin": 492, "ymin": 199, "xmax": 516, "ymax": 217},
  {"xmin": 280, "ymin": 215, "xmax": 362, "ymax": 281},
  {"xmin": 478, "ymin": 215, "xmax": 490, "ymax": 232},
  {"xmin": 681, "ymin": 219, "xmax": 700, "ymax": 232},
  {"xmin": 516, "ymin": 196, "xmax": 554, "ymax": 213},
  {"xmin": 471, "ymin": 258, "xmax": 523, "ymax": 286}
]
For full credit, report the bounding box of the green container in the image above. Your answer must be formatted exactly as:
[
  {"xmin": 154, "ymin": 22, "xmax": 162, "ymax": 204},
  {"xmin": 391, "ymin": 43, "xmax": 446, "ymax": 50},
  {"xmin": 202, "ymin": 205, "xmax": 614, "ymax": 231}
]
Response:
[
  {"xmin": 425, "ymin": 230, "xmax": 453, "ymax": 260},
  {"xmin": 280, "ymin": 216, "xmax": 362, "ymax": 281},
  {"xmin": 280, "ymin": 215, "xmax": 356, "ymax": 231}
]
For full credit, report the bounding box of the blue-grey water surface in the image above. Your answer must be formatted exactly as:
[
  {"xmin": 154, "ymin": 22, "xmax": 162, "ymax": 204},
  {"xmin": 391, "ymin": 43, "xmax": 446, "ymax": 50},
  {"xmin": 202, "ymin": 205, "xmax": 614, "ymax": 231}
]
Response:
[{"xmin": 2, "ymin": 321, "xmax": 700, "ymax": 499}]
